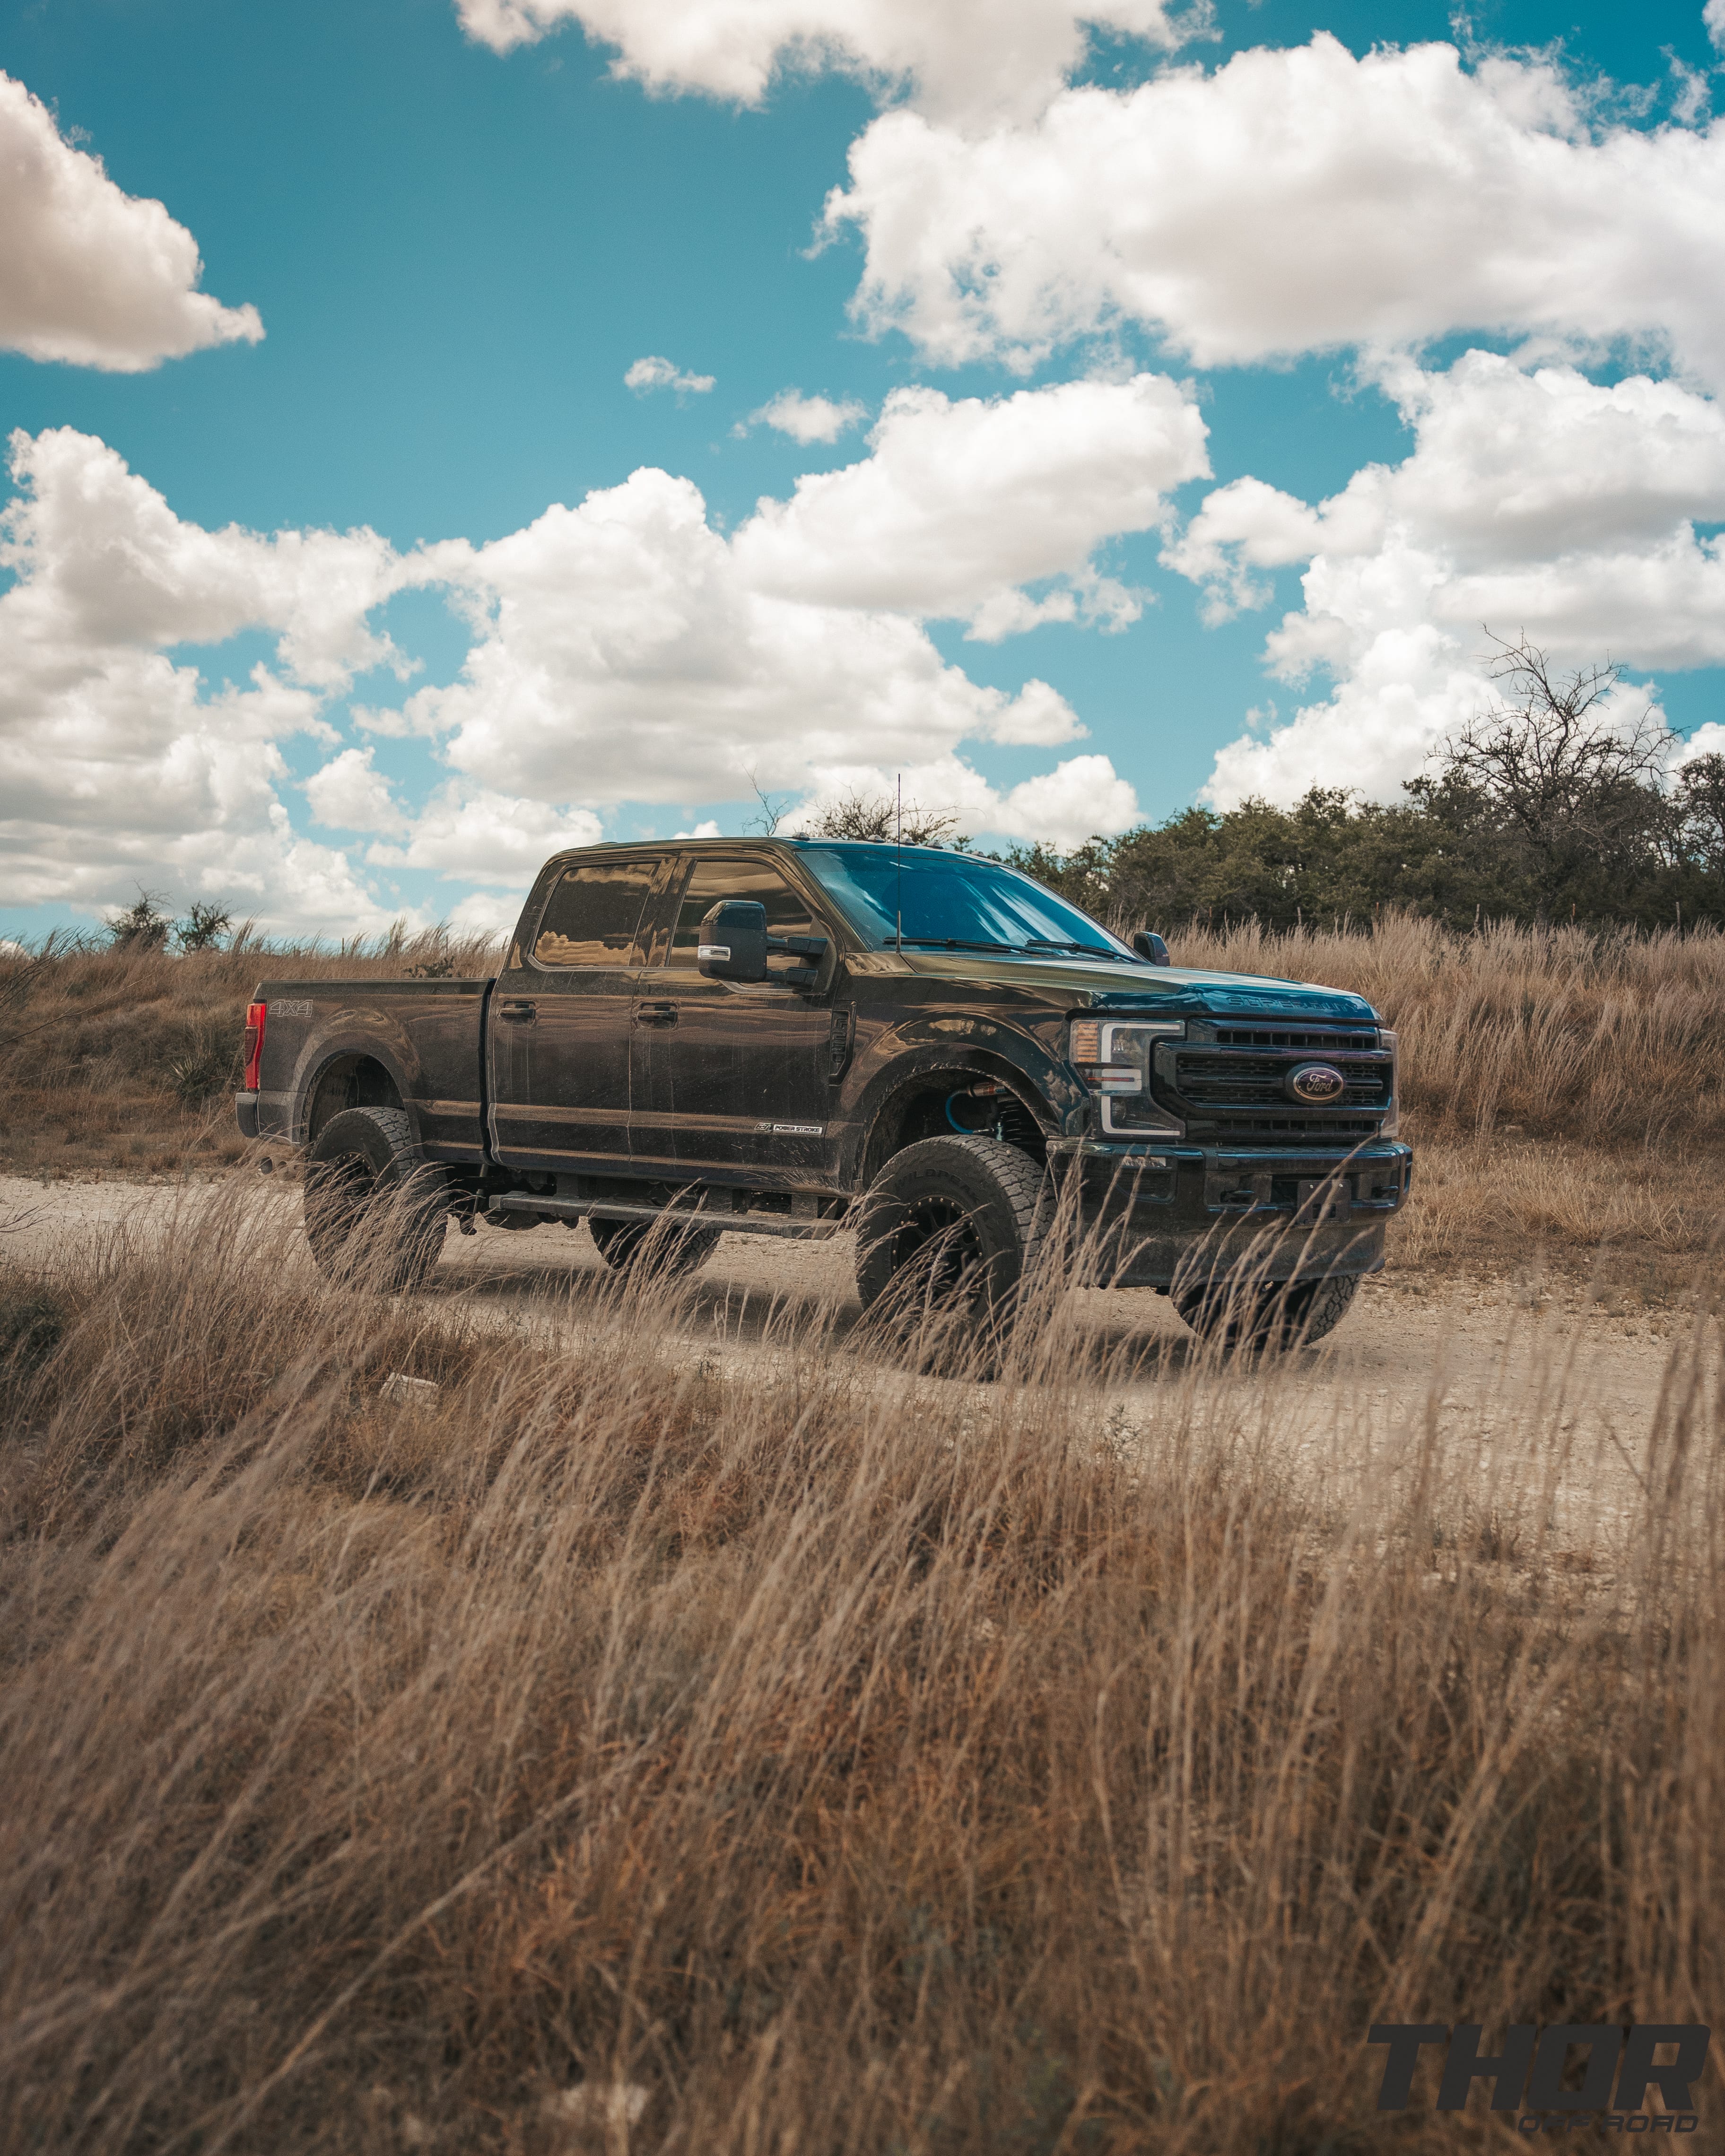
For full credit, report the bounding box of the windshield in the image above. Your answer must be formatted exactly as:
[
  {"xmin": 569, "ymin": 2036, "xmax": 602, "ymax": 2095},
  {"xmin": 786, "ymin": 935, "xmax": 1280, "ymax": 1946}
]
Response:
[{"xmin": 798, "ymin": 845, "xmax": 1138, "ymax": 960}]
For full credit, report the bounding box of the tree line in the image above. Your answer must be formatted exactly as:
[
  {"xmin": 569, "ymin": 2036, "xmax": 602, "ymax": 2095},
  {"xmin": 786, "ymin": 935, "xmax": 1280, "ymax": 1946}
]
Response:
[{"xmin": 1003, "ymin": 638, "xmax": 1725, "ymax": 935}]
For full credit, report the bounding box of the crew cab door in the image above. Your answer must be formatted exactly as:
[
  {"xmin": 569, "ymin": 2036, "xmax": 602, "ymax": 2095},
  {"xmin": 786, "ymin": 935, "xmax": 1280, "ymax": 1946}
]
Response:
[
  {"xmin": 631, "ymin": 855, "xmax": 836, "ymax": 1183},
  {"xmin": 488, "ymin": 854, "xmax": 663, "ymax": 1170}
]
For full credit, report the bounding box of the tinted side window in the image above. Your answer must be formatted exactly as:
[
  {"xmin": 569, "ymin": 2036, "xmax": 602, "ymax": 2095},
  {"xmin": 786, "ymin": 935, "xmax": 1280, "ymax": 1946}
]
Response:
[
  {"xmin": 665, "ymin": 859, "xmax": 817, "ymax": 970},
  {"xmin": 532, "ymin": 860, "xmax": 656, "ymax": 967}
]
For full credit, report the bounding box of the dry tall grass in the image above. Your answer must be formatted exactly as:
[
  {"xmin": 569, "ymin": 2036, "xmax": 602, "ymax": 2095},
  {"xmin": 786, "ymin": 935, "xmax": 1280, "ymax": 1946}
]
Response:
[
  {"xmin": 1, "ymin": 1191, "xmax": 1719, "ymax": 2150},
  {"xmin": 0, "ymin": 929, "xmax": 499, "ymax": 1176}
]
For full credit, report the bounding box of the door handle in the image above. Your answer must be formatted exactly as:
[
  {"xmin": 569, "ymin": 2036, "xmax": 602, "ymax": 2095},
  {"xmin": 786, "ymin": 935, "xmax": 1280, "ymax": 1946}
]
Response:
[
  {"xmin": 497, "ymin": 1000, "xmax": 537, "ymax": 1025},
  {"xmin": 634, "ymin": 1002, "xmax": 679, "ymax": 1028}
]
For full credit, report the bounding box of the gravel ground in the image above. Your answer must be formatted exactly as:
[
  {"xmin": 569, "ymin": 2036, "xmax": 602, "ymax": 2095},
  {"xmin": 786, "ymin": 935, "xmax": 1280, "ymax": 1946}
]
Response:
[{"xmin": 2, "ymin": 1168, "xmax": 1694, "ymax": 1547}]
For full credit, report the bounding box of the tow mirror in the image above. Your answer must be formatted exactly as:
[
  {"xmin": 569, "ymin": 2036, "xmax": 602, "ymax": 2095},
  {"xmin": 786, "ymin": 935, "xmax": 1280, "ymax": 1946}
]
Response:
[
  {"xmin": 698, "ymin": 900, "xmax": 769, "ymax": 981},
  {"xmin": 1132, "ymin": 929, "xmax": 1171, "ymax": 966}
]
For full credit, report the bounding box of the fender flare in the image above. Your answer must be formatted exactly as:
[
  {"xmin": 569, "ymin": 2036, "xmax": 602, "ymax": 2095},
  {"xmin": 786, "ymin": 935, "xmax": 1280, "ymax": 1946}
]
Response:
[
  {"xmin": 290, "ymin": 1030, "xmax": 416, "ymax": 1146},
  {"xmin": 845, "ymin": 1047, "xmax": 1057, "ymax": 1189}
]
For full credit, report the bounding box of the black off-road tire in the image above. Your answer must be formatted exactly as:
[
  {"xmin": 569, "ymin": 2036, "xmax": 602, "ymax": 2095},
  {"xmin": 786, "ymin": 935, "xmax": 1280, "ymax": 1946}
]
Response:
[
  {"xmin": 855, "ymin": 1135, "xmax": 1047, "ymax": 1367},
  {"xmin": 589, "ymin": 1216, "xmax": 721, "ymax": 1280},
  {"xmin": 304, "ymin": 1107, "xmax": 448, "ymax": 1292},
  {"xmin": 1175, "ymin": 1269, "xmax": 1361, "ymax": 1353}
]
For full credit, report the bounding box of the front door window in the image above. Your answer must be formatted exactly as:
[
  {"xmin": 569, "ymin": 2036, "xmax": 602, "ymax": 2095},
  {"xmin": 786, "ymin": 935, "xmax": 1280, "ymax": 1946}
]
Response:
[{"xmin": 664, "ymin": 859, "xmax": 820, "ymax": 978}]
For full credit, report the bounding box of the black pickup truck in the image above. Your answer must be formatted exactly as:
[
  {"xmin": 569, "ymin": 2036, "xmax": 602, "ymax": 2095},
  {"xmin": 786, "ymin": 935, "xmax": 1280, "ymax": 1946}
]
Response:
[{"xmin": 236, "ymin": 837, "xmax": 1411, "ymax": 1348}]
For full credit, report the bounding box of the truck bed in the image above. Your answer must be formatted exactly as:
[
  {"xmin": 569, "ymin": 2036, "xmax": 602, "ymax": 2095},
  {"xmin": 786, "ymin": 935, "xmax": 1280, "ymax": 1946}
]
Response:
[{"xmin": 243, "ymin": 976, "xmax": 493, "ymax": 1161}]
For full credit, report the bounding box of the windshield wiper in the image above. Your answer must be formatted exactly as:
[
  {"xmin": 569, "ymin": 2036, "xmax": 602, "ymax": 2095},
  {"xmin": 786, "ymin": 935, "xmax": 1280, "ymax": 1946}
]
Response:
[
  {"xmin": 1021, "ymin": 938, "xmax": 1127, "ymax": 959},
  {"xmin": 893, "ymin": 935, "xmax": 1126, "ymax": 960},
  {"xmin": 892, "ymin": 936, "xmax": 1021, "ymax": 953}
]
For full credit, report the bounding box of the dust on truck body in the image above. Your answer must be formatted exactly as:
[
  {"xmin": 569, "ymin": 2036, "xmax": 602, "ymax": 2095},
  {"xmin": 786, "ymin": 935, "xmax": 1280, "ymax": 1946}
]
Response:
[{"xmin": 236, "ymin": 837, "xmax": 1411, "ymax": 1348}]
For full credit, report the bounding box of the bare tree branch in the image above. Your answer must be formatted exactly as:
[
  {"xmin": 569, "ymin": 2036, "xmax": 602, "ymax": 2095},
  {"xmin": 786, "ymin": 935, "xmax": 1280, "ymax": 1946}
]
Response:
[
  {"xmin": 801, "ymin": 789, "xmax": 965, "ymax": 849},
  {"xmin": 1436, "ymin": 631, "xmax": 1675, "ymax": 869}
]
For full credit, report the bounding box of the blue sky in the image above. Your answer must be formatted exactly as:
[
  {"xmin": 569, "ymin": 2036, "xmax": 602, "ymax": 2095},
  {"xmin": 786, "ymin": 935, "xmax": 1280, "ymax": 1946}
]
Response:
[{"xmin": 2, "ymin": 0, "xmax": 1724, "ymax": 939}]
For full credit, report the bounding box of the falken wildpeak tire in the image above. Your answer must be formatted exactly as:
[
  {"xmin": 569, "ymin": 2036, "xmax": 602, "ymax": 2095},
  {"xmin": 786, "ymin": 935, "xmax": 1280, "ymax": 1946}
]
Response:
[
  {"xmin": 1175, "ymin": 1269, "xmax": 1361, "ymax": 1353},
  {"xmin": 854, "ymin": 1135, "xmax": 1048, "ymax": 1362},
  {"xmin": 304, "ymin": 1107, "xmax": 448, "ymax": 1293},
  {"xmin": 588, "ymin": 1216, "xmax": 721, "ymax": 1280}
]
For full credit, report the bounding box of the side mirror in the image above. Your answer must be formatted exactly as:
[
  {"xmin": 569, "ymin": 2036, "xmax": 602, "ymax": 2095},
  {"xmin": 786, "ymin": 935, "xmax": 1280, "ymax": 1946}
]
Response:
[
  {"xmin": 698, "ymin": 900, "xmax": 769, "ymax": 981},
  {"xmin": 1132, "ymin": 929, "xmax": 1172, "ymax": 966}
]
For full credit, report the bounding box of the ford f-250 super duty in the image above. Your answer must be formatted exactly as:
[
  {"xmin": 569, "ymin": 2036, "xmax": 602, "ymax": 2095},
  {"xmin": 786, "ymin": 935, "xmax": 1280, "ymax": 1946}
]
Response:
[{"xmin": 235, "ymin": 837, "xmax": 1411, "ymax": 1349}]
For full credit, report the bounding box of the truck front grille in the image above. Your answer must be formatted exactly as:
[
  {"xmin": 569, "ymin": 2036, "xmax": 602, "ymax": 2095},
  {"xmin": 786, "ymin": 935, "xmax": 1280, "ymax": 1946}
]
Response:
[
  {"xmin": 1175, "ymin": 1053, "xmax": 1389, "ymax": 1110},
  {"xmin": 1191, "ymin": 1113, "xmax": 1383, "ymax": 1141},
  {"xmin": 1155, "ymin": 1026, "xmax": 1394, "ymax": 1140},
  {"xmin": 1211, "ymin": 1026, "xmax": 1378, "ymax": 1052}
]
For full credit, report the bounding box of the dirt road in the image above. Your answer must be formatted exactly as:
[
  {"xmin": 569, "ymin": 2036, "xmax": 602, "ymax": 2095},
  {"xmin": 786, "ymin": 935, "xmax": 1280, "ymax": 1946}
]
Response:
[{"xmin": 1, "ymin": 1170, "xmax": 1693, "ymax": 1542}]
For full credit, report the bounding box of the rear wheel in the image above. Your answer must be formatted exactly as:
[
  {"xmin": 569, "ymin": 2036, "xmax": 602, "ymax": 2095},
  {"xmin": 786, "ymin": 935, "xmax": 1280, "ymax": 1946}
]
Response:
[
  {"xmin": 304, "ymin": 1107, "xmax": 447, "ymax": 1292},
  {"xmin": 855, "ymin": 1135, "xmax": 1046, "ymax": 1368},
  {"xmin": 589, "ymin": 1215, "xmax": 720, "ymax": 1280},
  {"xmin": 1175, "ymin": 1270, "xmax": 1360, "ymax": 1352}
]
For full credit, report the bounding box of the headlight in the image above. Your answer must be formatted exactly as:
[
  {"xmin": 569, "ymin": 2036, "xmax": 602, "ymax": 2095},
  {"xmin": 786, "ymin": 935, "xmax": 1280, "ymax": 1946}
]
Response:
[
  {"xmin": 1069, "ymin": 1018, "xmax": 1185, "ymax": 1090},
  {"xmin": 1069, "ymin": 1019, "xmax": 1185, "ymax": 1137}
]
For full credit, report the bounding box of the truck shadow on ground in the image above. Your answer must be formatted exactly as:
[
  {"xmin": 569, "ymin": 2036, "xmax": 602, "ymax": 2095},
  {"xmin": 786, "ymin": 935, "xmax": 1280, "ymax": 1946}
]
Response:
[{"xmin": 426, "ymin": 1239, "xmax": 1256, "ymax": 1384}]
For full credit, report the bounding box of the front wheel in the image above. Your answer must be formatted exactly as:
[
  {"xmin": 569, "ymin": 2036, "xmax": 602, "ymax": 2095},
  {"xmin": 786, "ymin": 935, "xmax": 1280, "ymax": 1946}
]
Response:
[
  {"xmin": 1175, "ymin": 1270, "xmax": 1361, "ymax": 1352},
  {"xmin": 304, "ymin": 1107, "xmax": 447, "ymax": 1292},
  {"xmin": 854, "ymin": 1135, "xmax": 1046, "ymax": 1369}
]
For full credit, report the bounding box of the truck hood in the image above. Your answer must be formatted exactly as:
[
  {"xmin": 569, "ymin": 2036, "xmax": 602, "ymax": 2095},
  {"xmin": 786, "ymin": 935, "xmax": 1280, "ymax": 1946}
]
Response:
[{"xmin": 893, "ymin": 948, "xmax": 1380, "ymax": 1024}]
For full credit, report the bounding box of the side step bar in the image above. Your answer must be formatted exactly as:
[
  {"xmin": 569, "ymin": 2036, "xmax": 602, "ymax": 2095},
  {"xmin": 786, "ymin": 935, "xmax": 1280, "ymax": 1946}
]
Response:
[{"xmin": 487, "ymin": 1191, "xmax": 842, "ymax": 1241}]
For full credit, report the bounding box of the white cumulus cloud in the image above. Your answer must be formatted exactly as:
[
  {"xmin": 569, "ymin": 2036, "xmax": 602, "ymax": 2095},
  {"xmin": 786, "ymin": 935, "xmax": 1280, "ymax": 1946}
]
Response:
[
  {"xmin": 787, "ymin": 751, "xmax": 1139, "ymax": 848},
  {"xmin": 0, "ymin": 426, "xmax": 1140, "ymax": 925},
  {"xmin": 746, "ymin": 389, "xmax": 869, "ymax": 443},
  {"xmin": 304, "ymin": 747, "xmax": 409, "ymax": 835},
  {"xmin": 0, "ymin": 72, "xmax": 262, "ymax": 372},
  {"xmin": 453, "ymin": 0, "xmax": 1205, "ymax": 126},
  {"xmin": 625, "ymin": 354, "xmax": 715, "ymax": 395},
  {"xmin": 391, "ymin": 465, "xmax": 1110, "ymax": 804},
  {"xmin": 825, "ymin": 36, "xmax": 1725, "ymax": 387},
  {"xmin": 366, "ymin": 789, "xmax": 605, "ymax": 879},
  {"xmin": 731, "ymin": 374, "xmax": 1208, "ymax": 635},
  {"xmin": 1172, "ymin": 353, "xmax": 1725, "ymax": 805},
  {"xmin": 0, "ymin": 428, "xmax": 423, "ymax": 927}
]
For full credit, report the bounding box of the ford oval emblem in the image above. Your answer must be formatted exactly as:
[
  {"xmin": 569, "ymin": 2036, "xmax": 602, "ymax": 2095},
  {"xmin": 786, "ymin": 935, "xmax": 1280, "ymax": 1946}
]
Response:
[{"xmin": 1287, "ymin": 1061, "xmax": 1345, "ymax": 1105}]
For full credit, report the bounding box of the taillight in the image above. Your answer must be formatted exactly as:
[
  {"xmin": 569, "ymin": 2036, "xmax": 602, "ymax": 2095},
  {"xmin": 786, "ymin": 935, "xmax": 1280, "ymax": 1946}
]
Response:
[{"xmin": 242, "ymin": 1001, "xmax": 266, "ymax": 1092}]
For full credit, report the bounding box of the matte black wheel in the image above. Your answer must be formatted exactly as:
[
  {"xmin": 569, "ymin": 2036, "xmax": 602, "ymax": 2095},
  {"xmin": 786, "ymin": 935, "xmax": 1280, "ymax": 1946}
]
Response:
[
  {"xmin": 1175, "ymin": 1270, "xmax": 1360, "ymax": 1352},
  {"xmin": 855, "ymin": 1135, "xmax": 1047, "ymax": 1367},
  {"xmin": 304, "ymin": 1107, "xmax": 447, "ymax": 1292},
  {"xmin": 589, "ymin": 1216, "xmax": 720, "ymax": 1280}
]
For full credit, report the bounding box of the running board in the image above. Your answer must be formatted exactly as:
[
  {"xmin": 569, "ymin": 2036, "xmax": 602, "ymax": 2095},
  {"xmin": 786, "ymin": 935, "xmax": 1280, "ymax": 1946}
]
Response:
[{"xmin": 487, "ymin": 1192, "xmax": 841, "ymax": 1240}]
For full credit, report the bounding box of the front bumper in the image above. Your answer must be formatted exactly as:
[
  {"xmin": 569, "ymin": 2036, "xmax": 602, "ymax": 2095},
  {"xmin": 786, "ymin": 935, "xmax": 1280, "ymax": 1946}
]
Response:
[{"xmin": 1047, "ymin": 1137, "xmax": 1413, "ymax": 1289}]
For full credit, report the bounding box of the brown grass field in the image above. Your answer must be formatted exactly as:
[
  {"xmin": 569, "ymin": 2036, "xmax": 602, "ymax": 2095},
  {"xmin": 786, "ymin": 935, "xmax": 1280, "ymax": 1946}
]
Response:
[{"xmin": 2, "ymin": 917, "xmax": 1724, "ymax": 2150}]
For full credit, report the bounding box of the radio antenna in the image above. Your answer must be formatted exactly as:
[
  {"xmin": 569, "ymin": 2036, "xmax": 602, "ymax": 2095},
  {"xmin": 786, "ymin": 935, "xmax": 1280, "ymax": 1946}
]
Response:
[{"xmin": 895, "ymin": 773, "xmax": 903, "ymax": 955}]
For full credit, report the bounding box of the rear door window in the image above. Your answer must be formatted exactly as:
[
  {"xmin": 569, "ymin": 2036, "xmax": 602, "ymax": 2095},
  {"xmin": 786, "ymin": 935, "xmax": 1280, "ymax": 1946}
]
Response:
[
  {"xmin": 664, "ymin": 859, "xmax": 819, "ymax": 973},
  {"xmin": 531, "ymin": 859, "xmax": 657, "ymax": 968}
]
